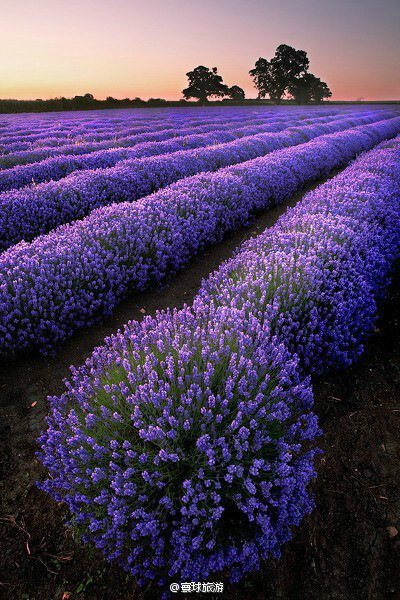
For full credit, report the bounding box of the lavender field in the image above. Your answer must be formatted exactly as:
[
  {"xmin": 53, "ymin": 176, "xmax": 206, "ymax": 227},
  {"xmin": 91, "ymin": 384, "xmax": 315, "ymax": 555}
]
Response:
[{"xmin": 1, "ymin": 105, "xmax": 400, "ymax": 600}]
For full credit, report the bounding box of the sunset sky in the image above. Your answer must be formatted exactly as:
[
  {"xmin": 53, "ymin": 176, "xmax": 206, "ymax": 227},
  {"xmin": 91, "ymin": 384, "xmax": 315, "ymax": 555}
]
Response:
[{"xmin": 0, "ymin": 0, "xmax": 399, "ymax": 101}]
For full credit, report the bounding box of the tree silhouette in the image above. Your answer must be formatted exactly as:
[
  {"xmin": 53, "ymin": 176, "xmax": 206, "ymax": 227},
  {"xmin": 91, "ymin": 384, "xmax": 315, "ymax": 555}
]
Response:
[
  {"xmin": 182, "ymin": 66, "xmax": 229, "ymax": 104},
  {"xmin": 250, "ymin": 44, "xmax": 309, "ymax": 103},
  {"xmin": 228, "ymin": 85, "xmax": 245, "ymax": 100},
  {"xmin": 288, "ymin": 73, "xmax": 332, "ymax": 104}
]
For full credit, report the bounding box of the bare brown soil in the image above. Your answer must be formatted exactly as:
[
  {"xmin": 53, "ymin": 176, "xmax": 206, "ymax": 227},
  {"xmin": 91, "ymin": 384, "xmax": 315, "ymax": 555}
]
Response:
[{"xmin": 1, "ymin": 171, "xmax": 399, "ymax": 600}]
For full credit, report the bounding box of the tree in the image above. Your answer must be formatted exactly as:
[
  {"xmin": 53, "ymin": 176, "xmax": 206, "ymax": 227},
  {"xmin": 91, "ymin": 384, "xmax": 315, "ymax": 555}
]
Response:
[
  {"xmin": 73, "ymin": 93, "xmax": 95, "ymax": 107},
  {"xmin": 288, "ymin": 73, "xmax": 332, "ymax": 103},
  {"xmin": 249, "ymin": 57, "xmax": 271, "ymax": 100},
  {"xmin": 227, "ymin": 85, "xmax": 245, "ymax": 100},
  {"xmin": 249, "ymin": 44, "xmax": 309, "ymax": 103},
  {"xmin": 182, "ymin": 66, "xmax": 229, "ymax": 104},
  {"xmin": 147, "ymin": 98, "xmax": 168, "ymax": 106}
]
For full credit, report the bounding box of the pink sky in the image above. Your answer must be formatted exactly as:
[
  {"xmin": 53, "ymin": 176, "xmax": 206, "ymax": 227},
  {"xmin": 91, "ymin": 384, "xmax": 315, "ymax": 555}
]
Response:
[{"xmin": 0, "ymin": 0, "xmax": 399, "ymax": 101}]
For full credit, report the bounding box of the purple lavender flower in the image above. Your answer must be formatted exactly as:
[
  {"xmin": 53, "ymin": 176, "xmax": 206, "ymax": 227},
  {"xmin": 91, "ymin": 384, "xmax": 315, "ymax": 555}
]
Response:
[
  {"xmin": 38, "ymin": 131, "xmax": 400, "ymax": 589},
  {"xmin": 2, "ymin": 116, "xmax": 400, "ymax": 357},
  {"xmin": 38, "ymin": 304, "xmax": 318, "ymax": 586}
]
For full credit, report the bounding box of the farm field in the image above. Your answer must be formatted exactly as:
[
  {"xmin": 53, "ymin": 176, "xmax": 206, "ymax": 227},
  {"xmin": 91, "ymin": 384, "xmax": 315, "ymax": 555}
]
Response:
[{"xmin": 1, "ymin": 105, "xmax": 400, "ymax": 600}]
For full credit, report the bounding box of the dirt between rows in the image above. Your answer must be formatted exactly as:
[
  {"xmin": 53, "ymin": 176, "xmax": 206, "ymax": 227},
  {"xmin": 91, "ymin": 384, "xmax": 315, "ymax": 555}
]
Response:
[{"xmin": 1, "ymin": 169, "xmax": 399, "ymax": 600}]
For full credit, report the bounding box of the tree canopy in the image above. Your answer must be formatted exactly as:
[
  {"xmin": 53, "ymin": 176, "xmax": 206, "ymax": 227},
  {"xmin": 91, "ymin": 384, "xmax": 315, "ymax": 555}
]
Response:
[
  {"xmin": 288, "ymin": 73, "xmax": 332, "ymax": 104},
  {"xmin": 182, "ymin": 66, "xmax": 229, "ymax": 104},
  {"xmin": 227, "ymin": 85, "xmax": 245, "ymax": 100},
  {"xmin": 249, "ymin": 44, "xmax": 330, "ymax": 104}
]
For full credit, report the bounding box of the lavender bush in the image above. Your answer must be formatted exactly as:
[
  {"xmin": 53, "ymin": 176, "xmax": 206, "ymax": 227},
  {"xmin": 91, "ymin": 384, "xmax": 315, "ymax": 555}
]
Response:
[{"xmin": 38, "ymin": 304, "xmax": 318, "ymax": 587}]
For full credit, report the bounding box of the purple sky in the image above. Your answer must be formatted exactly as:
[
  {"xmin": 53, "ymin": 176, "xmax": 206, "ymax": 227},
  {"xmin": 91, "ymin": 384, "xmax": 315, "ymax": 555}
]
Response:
[{"xmin": 0, "ymin": 0, "xmax": 399, "ymax": 100}]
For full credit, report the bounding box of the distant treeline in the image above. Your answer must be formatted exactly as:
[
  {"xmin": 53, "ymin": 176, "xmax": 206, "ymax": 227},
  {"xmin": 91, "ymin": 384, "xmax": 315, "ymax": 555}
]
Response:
[
  {"xmin": 0, "ymin": 94, "xmax": 398, "ymax": 115},
  {"xmin": 0, "ymin": 94, "xmax": 186, "ymax": 114},
  {"xmin": 0, "ymin": 95, "xmax": 331, "ymax": 115},
  {"xmin": 0, "ymin": 95, "xmax": 285, "ymax": 114}
]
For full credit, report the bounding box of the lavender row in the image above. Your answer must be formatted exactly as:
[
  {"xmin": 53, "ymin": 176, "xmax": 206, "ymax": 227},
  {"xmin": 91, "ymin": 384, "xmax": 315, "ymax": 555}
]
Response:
[
  {"xmin": 0, "ymin": 111, "xmax": 305, "ymax": 155},
  {"xmin": 0, "ymin": 114, "xmax": 240, "ymax": 141},
  {"xmin": 0, "ymin": 106, "xmax": 383, "ymax": 149},
  {"xmin": 37, "ymin": 137, "xmax": 400, "ymax": 589},
  {"xmin": 0, "ymin": 107, "xmax": 304, "ymax": 142},
  {"xmin": 2, "ymin": 117, "xmax": 399, "ymax": 357},
  {"xmin": 0, "ymin": 110, "xmax": 359, "ymax": 192},
  {"xmin": 198, "ymin": 135, "xmax": 400, "ymax": 373},
  {"xmin": 0, "ymin": 113, "xmax": 393, "ymax": 251},
  {"xmin": 0, "ymin": 106, "xmax": 341, "ymax": 136},
  {"xmin": 0, "ymin": 112, "xmax": 348, "ymax": 192},
  {"xmin": 0, "ymin": 107, "xmax": 280, "ymax": 134},
  {"xmin": 0, "ymin": 118, "xmax": 251, "ymax": 154},
  {"xmin": 0, "ymin": 108, "xmax": 352, "ymax": 168},
  {"xmin": 0, "ymin": 116, "xmax": 290, "ymax": 167},
  {"xmin": 0, "ymin": 114, "xmax": 269, "ymax": 150}
]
